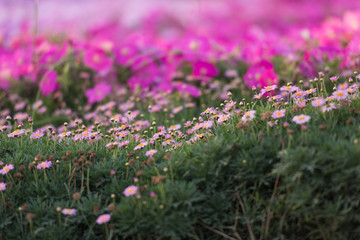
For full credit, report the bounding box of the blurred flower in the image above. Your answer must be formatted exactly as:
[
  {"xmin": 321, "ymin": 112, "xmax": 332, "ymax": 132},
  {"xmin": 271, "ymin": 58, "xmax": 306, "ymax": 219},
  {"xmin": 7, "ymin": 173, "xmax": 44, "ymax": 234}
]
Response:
[
  {"xmin": 312, "ymin": 98, "xmax": 326, "ymax": 107},
  {"xmin": 241, "ymin": 110, "xmax": 256, "ymax": 122},
  {"xmin": 83, "ymin": 48, "xmax": 112, "ymax": 73},
  {"xmin": 292, "ymin": 114, "xmax": 311, "ymax": 124},
  {"xmin": 7, "ymin": 129, "xmax": 25, "ymax": 138},
  {"xmin": 36, "ymin": 161, "xmax": 52, "ymax": 170},
  {"xmin": 123, "ymin": 185, "xmax": 138, "ymax": 197},
  {"xmin": 332, "ymin": 90, "xmax": 348, "ymax": 100},
  {"xmin": 244, "ymin": 61, "xmax": 279, "ymax": 89},
  {"xmin": 85, "ymin": 83, "xmax": 112, "ymax": 104},
  {"xmin": 0, "ymin": 164, "xmax": 14, "ymax": 175},
  {"xmin": 30, "ymin": 132, "xmax": 44, "ymax": 140},
  {"xmin": 0, "ymin": 182, "xmax": 6, "ymax": 191},
  {"xmin": 272, "ymin": 109, "xmax": 286, "ymax": 119},
  {"xmin": 39, "ymin": 70, "xmax": 59, "ymax": 96},
  {"xmin": 61, "ymin": 209, "xmax": 77, "ymax": 216},
  {"xmin": 96, "ymin": 214, "xmax": 111, "ymax": 225},
  {"xmin": 145, "ymin": 149, "xmax": 158, "ymax": 157}
]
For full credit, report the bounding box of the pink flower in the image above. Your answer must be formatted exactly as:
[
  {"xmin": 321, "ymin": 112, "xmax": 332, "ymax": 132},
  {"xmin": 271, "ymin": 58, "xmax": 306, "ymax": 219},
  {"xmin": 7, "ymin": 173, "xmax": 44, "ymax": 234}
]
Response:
[
  {"xmin": 7, "ymin": 129, "xmax": 25, "ymax": 138},
  {"xmin": 85, "ymin": 83, "xmax": 112, "ymax": 104},
  {"xmin": 0, "ymin": 164, "xmax": 14, "ymax": 175},
  {"xmin": 173, "ymin": 82, "xmax": 201, "ymax": 97},
  {"xmin": 96, "ymin": 214, "xmax": 111, "ymax": 225},
  {"xmin": 37, "ymin": 160, "xmax": 52, "ymax": 170},
  {"xmin": 30, "ymin": 132, "xmax": 44, "ymax": 139},
  {"xmin": 321, "ymin": 103, "xmax": 337, "ymax": 112},
  {"xmin": 168, "ymin": 124, "xmax": 181, "ymax": 131},
  {"xmin": 145, "ymin": 149, "xmax": 158, "ymax": 157},
  {"xmin": 241, "ymin": 110, "xmax": 256, "ymax": 122},
  {"xmin": 292, "ymin": 114, "xmax": 311, "ymax": 125},
  {"xmin": 201, "ymin": 121, "xmax": 213, "ymax": 129},
  {"xmin": 280, "ymin": 85, "xmax": 298, "ymax": 92},
  {"xmin": 150, "ymin": 191, "xmax": 156, "ymax": 198},
  {"xmin": 110, "ymin": 170, "xmax": 115, "ymax": 176},
  {"xmin": 311, "ymin": 98, "xmax": 326, "ymax": 107},
  {"xmin": 292, "ymin": 91, "xmax": 306, "ymax": 99},
  {"xmin": 330, "ymin": 76, "xmax": 339, "ymax": 82},
  {"xmin": 39, "ymin": 70, "xmax": 59, "ymax": 96},
  {"xmin": 0, "ymin": 125, "xmax": 8, "ymax": 132},
  {"xmin": 120, "ymin": 140, "xmax": 130, "ymax": 147},
  {"xmin": 332, "ymin": 90, "xmax": 348, "ymax": 100},
  {"xmin": 272, "ymin": 109, "xmax": 286, "ymax": 119},
  {"xmin": 217, "ymin": 114, "xmax": 230, "ymax": 124},
  {"xmin": 192, "ymin": 60, "xmax": 219, "ymax": 80},
  {"xmin": 123, "ymin": 185, "xmax": 138, "ymax": 197},
  {"xmin": 244, "ymin": 61, "xmax": 279, "ymax": 89},
  {"xmin": 0, "ymin": 182, "xmax": 6, "ymax": 191},
  {"xmin": 83, "ymin": 48, "xmax": 112, "ymax": 73},
  {"xmin": 261, "ymin": 85, "xmax": 277, "ymax": 94},
  {"xmin": 267, "ymin": 120, "xmax": 278, "ymax": 127},
  {"xmin": 61, "ymin": 208, "xmax": 77, "ymax": 216},
  {"xmin": 134, "ymin": 142, "xmax": 147, "ymax": 150}
]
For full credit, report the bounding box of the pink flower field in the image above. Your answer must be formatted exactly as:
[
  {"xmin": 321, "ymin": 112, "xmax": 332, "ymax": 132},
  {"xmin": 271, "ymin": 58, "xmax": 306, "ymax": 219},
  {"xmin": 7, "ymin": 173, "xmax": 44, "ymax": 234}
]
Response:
[{"xmin": 1, "ymin": 1, "xmax": 360, "ymax": 239}]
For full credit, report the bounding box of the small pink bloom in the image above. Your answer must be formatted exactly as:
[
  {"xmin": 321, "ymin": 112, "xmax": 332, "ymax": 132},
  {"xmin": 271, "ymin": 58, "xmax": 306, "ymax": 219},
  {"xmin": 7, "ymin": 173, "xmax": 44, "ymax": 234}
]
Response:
[
  {"xmin": 83, "ymin": 48, "xmax": 112, "ymax": 73},
  {"xmin": 37, "ymin": 160, "xmax": 52, "ymax": 170},
  {"xmin": 0, "ymin": 164, "xmax": 14, "ymax": 175},
  {"xmin": 244, "ymin": 61, "xmax": 279, "ymax": 89},
  {"xmin": 61, "ymin": 208, "xmax": 77, "ymax": 215},
  {"xmin": 145, "ymin": 149, "xmax": 158, "ymax": 157},
  {"xmin": 241, "ymin": 110, "xmax": 256, "ymax": 122},
  {"xmin": 123, "ymin": 185, "xmax": 138, "ymax": 197},
  {"xmin": 0, "ymin": 182, "xmax": 6, "ymax": 191},
  {"xmin": 292, "ymin": 114, "xmax": 311, "ymax": 125},
  {"xmin": 96, "ymin": 214, "xmax": 111, "ymax": 225},
  {"xmin": 40, "ymin": 70, "xmax": 59, "ymax": 96},
  {"xmin": 272, "ymin": 109, "xmax": 286, "ymax": 119},
  {"xmin": 85, "ymin": 83, "xmax": 112, "ymax": 104},
  {"xmin": 311, "ymin": 98, "xmax": 326, "ymax": 107},
  {"xmin": 332, "ymin": 90, "xmax": 348, "ymax": 100},
  {"xmin": 30, "ymin": 132, "xmax": 44, "ymax": 139}
]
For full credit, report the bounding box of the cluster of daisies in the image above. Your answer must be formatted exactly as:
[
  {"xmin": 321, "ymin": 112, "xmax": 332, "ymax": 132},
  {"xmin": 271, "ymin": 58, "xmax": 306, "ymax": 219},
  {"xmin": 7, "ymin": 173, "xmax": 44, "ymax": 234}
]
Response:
[
  {"xmin": 1, "ymin": 77, "xmax": 356, "ymax": 155},
  {"xmin": 0, "ymin": 77, "xmax": 356, "ymax": 199}
]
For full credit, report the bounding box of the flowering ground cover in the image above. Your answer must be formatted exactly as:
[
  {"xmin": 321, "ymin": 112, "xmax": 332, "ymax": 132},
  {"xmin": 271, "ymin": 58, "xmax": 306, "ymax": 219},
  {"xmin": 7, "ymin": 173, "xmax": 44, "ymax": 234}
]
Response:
[{"xmin": 1, "ymin": 0, "xmax": 360, "ymax": 239}]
